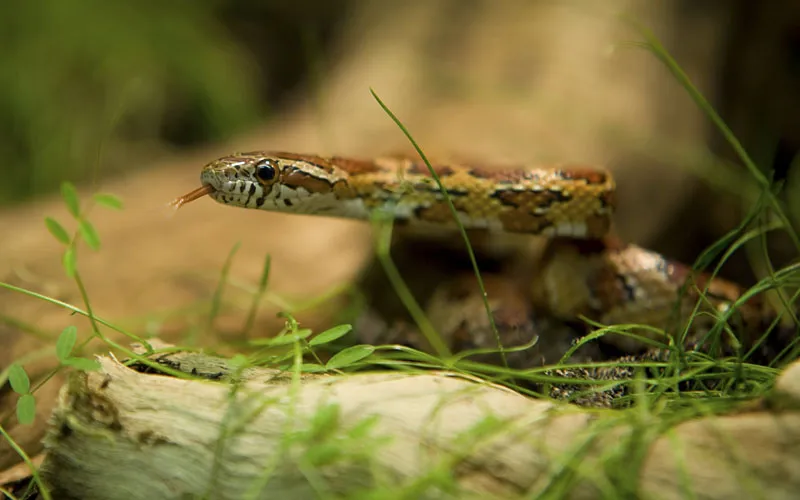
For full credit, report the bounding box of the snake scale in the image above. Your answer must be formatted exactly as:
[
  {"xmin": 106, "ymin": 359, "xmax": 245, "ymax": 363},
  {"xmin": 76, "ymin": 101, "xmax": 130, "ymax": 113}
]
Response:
[{"xmin": 173, "ymin": 151, "xmax": 791, "ymax": 404}]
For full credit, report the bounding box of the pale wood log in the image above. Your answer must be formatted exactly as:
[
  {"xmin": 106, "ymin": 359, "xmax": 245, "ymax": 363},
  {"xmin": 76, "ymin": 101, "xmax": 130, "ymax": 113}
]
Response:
[{"xmin": 37, "ymin": 349, "xmax": 800, "ymax": 499}]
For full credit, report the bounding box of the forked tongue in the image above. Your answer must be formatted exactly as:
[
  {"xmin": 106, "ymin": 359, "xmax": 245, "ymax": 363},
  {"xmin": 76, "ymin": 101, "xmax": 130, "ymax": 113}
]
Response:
[{"xmin": 168, "ymin": 185, "xmax": 214, "ymax": 210}]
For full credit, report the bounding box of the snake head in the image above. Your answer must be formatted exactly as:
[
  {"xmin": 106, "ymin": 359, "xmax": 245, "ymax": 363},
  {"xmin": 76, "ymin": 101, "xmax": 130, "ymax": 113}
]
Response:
[
  {"xmin": 197, "ymin": 151, "xmax": 356, "ymax": 215},
  {"xmin": 198, "ymin": 152, "xmax": 286, "ymax": 209}
]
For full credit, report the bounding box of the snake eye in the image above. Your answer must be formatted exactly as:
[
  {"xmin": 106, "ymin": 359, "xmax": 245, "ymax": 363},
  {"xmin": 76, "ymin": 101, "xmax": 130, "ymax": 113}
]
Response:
[{"xmin": 255, "ymin": 159, "xmax": 277, "ymax": 182}]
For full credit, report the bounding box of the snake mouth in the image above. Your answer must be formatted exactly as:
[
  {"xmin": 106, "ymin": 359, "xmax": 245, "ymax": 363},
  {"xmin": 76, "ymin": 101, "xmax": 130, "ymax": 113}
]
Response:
[{"xmin": 169, "ymin": 183, "xmax": 216, "ymax": 209}]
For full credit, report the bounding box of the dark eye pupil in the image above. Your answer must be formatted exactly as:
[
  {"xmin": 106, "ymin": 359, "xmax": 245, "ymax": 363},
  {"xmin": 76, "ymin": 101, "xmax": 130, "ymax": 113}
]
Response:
[{"xmin": 256, "ymin": 160, "xmax": 277, "ymax": 181}]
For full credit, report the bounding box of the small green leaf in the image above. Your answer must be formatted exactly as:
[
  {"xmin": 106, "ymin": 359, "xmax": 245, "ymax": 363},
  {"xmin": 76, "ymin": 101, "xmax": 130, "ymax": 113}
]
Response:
[
  {"xmin": 44, "ymin": 217, "xmax": 71, "ymax": 245},
  {"xmin": 56, "ymin": 326, "xmax": 78, "ymax": 361},
  {"xmin": 61, "ymin": 182, "xmax": 80, "ymax": 218},
  {"xmin": 93, "ymin": 193, "xmax": 124, "ymax": 210},
  {"xmin": 79, "ymin": 220, "xmax": 101, "ymax": 250},
  {"xmin": 8, "ymin": 364, "xmax": 30, "ymax": 394},
  {"xmin": 325, "ymin": 345, "xmax": 375, "ymax": 370},
  {"xmin": 309, "ymin": 324, "xmax": 352, "ymax": 347},
  {"xmin": 63, "ymin": 247, "xmax": 77, "ymax": 277},
  {"xmin": 62, "ymin": 357, "xmax": 102, "ymax": 372},
  {"xmin": 16, "ymin": 394, "xmax": 36, "ymax": 425}
]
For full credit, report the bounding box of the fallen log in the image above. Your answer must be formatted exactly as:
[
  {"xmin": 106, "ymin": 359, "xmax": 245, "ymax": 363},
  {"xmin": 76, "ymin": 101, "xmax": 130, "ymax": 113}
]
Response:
[{"xmin": 37, "ymin": 346, "xmax": 800, "ymax": 499}]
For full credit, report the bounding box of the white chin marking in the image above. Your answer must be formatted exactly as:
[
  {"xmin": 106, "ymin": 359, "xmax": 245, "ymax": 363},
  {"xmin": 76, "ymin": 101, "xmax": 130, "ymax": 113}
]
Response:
[
  {"xmin": 261, "ymin": 189, "xmax": 372, "ymax": 220},
  {"xmin": 540, "ymin": 223, "xmax": 588, "ymax": 238},
  {"xmin": 557, "ymin": 223, "xmax": 588, "ymax": 238}
]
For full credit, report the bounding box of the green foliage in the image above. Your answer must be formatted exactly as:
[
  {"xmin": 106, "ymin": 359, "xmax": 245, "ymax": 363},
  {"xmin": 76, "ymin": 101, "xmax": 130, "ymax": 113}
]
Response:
[
  {"xmin": 15, "ymin": 394, "xmax": 36, "ymax": 427},
  {"xmin": 251, "ymin": 329, "xmax": 314, "ymax": 347},
  {"xmin": 44, "ymin": 217, "xmax": 70, "ymax": 245},
  {"xmin": 248, "ymin": 309, "xmax": 355, "ymax": 371},
  {"xmin": 55, "ymin": 325, "xmax": 102, "ymax": 371},
  {"xmin": 47, "ymin": 181, "xmax": 119, "ymax": 276},
  {"xmin": 7, "ymin": 364, "xmax": 30, "ymax": 395},
  {"xmin": 61, "ymin": 357, "xmax": 102, "ymax": 372},
  {"xmin": 92, "ymin": 193, "xmax": 124, "ymax": 211},
  {"xmin": 0, "ymin": 0, "xmax": 261, "ymax": 204},
  {"xmin": 308, "ymin": 324, "xmax": 352, "ymax": 346},
  {"xmin": 55, "ymin": 325, "xmax": 78, "ymax": 362},
  {"xmin": 60, "ymin": 183, "xmax": 80, "ymax": 218},
  {"xmin": 7, "ymin": 364, "xmax": 35, "ymax": 425},
  {"xmin": 325, "ymin": 345, "xmax": 375, "ymax": 370},
  {"xmin": 62, "ymin": 247, "xmax": 77, "ymax": 278},
  {"xmin": 78, "ymin": 220, "xmax": 101, "ymax": 251},
  {"xmin": 2, "ymin": 183, "xmax": 119, "ymax": 427}
]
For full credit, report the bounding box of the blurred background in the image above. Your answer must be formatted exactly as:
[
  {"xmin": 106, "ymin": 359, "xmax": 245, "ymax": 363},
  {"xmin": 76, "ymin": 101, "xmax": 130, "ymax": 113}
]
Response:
[
  {"xmin": 0, "ymin": 0, "xmax": 798, "ymax": 331},
  {"xmin": 1, "ymin": 0, "xmax": 799, "ymax": 469},
  {"xmin": 1, "ymin": 1, "xmax": 796, "ymax": 205}
]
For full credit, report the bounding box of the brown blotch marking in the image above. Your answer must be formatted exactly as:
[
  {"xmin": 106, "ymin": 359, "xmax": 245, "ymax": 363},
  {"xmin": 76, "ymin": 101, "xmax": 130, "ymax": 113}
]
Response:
[
  {"xmin": 666, "ymin": 261, "xmax": 743, "ymax": 304},
  {"xmin": 406, "ymin": 162, "xmax": 456, "ymax": 177},
  {"xmin": 330, "ymin": 156, "xmax": 382, "ymax": 175},
  {"xmin": 332, "ymin": 180, "xmax": 358, "ymax": 199},
  {"xmin": 704, "ymin": 275, "xmax": 746, "ymax": 303},
  {"xmin": 599, "ymin": 189, "xmax": 616, "ymax": 209},
  {"xmin": 558, "ymin": 166, "xmax": 608, "ymax": 185},
  {"xmin": 664, "ymin": 259, "xmax": 716, "ymax": 293},
  {"xmin": 443, "ymin": 277, "xmax": 475, "ymax": 301},
  {"xmin": 600, "ymin": 236, "xmax": 627, "ymax": 252},
  {"xmin": 282, "ymin": 169, "xmax": 335, "ymax": 193},
  {"xmin": 584, "ymin": 214, "xmax": 612, "ymax": 239},
  {"xmin": 468, "ymin": 166, "xmax": 539, "ymax": 183},
  {"xmin": 498, "ymin": 210, "xmax": 552, "ymax": 234},
  {"xmin": 491, "ymin": 188, "xmax": 570, "ymax": 209},
  {"xmin": 271, "ymin": 152, "xmax": 336, "ymax": 174},
  {"xmin": 450, "ymin": 322, "xmax": 479, "ymax": 352},
  {"xmin": 589, "ymin": 262, "xmax": 632, "ymax": 312},
  {"xmin": 414, "ymin": 202, "xmax": 459, "ymax": 224},
  {"xmin": 663, "ymin": 262, "xmax": 755, "ymax": 331}
]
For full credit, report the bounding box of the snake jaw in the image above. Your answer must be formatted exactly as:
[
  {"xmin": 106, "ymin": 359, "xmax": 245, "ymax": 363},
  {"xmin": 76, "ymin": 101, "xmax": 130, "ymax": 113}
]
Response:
[
  {"xmin": 199, "ymin": 167, "xmax": 268, "ymax": 209},
  {"xmin": 170, "ymin": 160, "xmax": 266, "ymax": 210}
]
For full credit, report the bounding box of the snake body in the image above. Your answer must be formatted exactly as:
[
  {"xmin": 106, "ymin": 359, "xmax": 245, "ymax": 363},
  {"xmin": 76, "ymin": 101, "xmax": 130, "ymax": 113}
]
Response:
[
  {"xmin": 194, "ymin": 152, "xmax": 615, "ymax": 238},
  {"xmin": 174, "ymin": 151, "xmax": 780, "ymax": 358}
]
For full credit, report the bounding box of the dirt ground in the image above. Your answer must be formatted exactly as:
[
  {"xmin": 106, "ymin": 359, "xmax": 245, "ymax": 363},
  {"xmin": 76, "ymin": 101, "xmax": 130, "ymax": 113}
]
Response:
[{"xmin": 0, "ymin": 1, "xmax": 761, "ymax": 470}]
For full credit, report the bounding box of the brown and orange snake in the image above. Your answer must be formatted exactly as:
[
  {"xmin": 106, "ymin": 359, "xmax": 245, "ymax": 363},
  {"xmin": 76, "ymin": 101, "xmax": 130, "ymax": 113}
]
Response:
[{"xmin": 172, "ymin": 151, "xmax": 783, "ymax": 367}]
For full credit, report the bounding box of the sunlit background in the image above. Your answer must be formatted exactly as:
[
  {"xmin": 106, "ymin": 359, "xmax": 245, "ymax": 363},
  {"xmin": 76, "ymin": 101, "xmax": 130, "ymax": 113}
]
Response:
[
  {"xmin": 2, "ymin": 0, "xmax": 796, "ymax": 208},
  {"xmin": 0, "ymin": 1, "xmax": 348, "ymax": 203},
  {"xmin": 0, "ymin": 0, "xmax": 798, "ymax": 326}
]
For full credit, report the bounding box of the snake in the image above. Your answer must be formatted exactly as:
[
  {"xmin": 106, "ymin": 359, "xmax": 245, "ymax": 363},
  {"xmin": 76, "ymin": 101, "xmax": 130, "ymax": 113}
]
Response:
[{"xmin": 171, "ymin": 151, "xmax": 786, "ymax": 366}]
